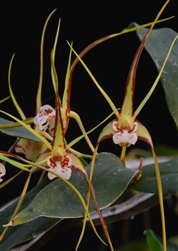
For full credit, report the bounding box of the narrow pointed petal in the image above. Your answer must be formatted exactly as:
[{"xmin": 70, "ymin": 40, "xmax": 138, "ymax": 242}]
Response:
[
  {"xmin": 36, "ymin": 9, "xmax": 57, "ymax": 114},
  {"xmin": 121, "ymin": 0, "xmax": 170, "ymax": 117},
  {"xmin": 62, "ymin": 42, "xmax": 73, "ymax": 134},
  {"xmin": 136, "ymin": 121, "xmax": 153, "ymax": 147},
  {"xmin": 97, "ymin": 119, "xmax": 116, "ymax": 144}
]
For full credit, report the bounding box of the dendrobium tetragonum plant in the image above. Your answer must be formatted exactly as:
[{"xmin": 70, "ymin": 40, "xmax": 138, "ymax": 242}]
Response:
[
  {"xmin": 67, "ymin": 1, "xmax": 178, "ymax": 250},
  {"xmin": 0, "ymin": 2, "xmax": 177, "ymax": 251}
]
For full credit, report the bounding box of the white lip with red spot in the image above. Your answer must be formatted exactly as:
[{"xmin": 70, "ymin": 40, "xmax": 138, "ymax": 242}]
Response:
[
  {"xmin": 112, "ymin": 121, "xmax": 138, "ymax": 145},
  {"xmin": 34, "ymin": 105, "xmax": 56, "ymax": 131},
  {"xmin": 0, "ymin": 163, "xmax": 6, "ymax": 182},
  {"xmin": 47, "ymin": 155, "xmax": 72, "ymax": 180}
]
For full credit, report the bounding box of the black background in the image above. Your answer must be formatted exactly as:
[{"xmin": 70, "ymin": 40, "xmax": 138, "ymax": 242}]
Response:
[{"xmin": 1, "ymin": 1, "xmax": 178, "ymax": 250}]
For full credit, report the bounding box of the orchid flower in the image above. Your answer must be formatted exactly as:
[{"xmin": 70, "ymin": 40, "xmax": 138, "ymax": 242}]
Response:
[{"xmin": 67, "ymin": 1, "xmax": 178, "ymax": 250}]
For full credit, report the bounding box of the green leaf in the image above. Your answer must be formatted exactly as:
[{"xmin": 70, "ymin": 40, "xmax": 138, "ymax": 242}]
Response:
[
  {"xmin": 131, "ymin": 157, "xmax": 178, "ymax": 194},
  {"xmin": 0, "ymin": 117, "xmax": 42, "ymax": 142},
  {"xmin": 12, "ymin": 153, "xmax": 137, "ymax": 225},
  {"xmin": 0, "ymin": 177, "xmax": 54, "ymax": 251},
  {"xmin": 144, "ymin": 229, "xmax": 178, "ymax": 251},
  {"xmin": 0, "ymin": 217, "xmax": 60, "ymax": 251},
  {"xmin": 144, "ymin": 229, "xmax": 163, "ymax": 251},
  {"xmin": 134, "ymin": 25, "xmax": 178, "ymax": 128}
]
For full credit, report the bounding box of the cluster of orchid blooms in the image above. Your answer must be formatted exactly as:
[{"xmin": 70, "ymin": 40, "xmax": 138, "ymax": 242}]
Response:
[{"xmin": 0, "ymin": 0, "xmax": 177, "ymax": 250}]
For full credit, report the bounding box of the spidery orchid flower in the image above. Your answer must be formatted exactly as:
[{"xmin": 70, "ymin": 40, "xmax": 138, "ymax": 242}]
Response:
[{"xmin": 67, "ymin": 1, "xmax": 178, "ymax": 250}]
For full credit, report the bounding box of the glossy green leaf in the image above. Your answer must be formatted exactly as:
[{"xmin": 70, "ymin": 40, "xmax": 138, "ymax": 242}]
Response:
[
  {"xmin": 144, "ymin": 229, "xmax": 178, "ymax": 251},
  {"xmin": 0, "ymin": 218, "xmax": 60, "ymax": 251},
  {"xmin": 0, "ymin": 118, "xmax": 41, "ymax": 142},
  {"xmin": 134, "ymin": 25, "xmax": 178, "ymax": 128},
  {"xmin": 0, "ymin": 177, "xmax": 54, "ymax": 251},
  {"xmin": 131, "ymin": 157, "xmax": 178, "ymax": 194},
  {"xmin": 12, "ymin": 153, "xmax": 137, "ymax": 225}
]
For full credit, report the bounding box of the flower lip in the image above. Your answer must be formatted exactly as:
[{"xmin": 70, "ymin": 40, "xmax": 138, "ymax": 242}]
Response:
[
  {"xmin": 34, "ymin": 105, "xmax": 56, "ymax": 131},
  {"xmin": 47, "ymin": 155, "xmax": 72, "ymax": 180},
  {"xmin": 112, "ymin": 121, "xmax": 138, "ymax": 146},
  {"xmin": 0, "ymin": 163, "xmax": 6, "ymax": 182}
]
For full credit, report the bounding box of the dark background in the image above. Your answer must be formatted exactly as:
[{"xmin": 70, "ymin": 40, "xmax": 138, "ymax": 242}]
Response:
[{"xmin": 1, "ymin": 1, "xmax": 178, "ymax": 250}]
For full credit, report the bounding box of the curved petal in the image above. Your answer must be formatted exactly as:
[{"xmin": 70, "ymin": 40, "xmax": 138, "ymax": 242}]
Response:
[
  {"xmin": 67, "ymin": 151, "xmax": 87, "ymax": 176},
  {"xmin": 97, "ymin": 119, "xmax": 116, "ymax": 144},
  {"xmin": 15, "ymin": 139, "xmax": 46, "ymax": 161},
  {"xmin": 136, "ymin": 120, "xmax": 153, "ymax": 147}
]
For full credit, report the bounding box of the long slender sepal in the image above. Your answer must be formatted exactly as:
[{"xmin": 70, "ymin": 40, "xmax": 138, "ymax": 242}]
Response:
[
  {"xmin": 0, "ymin": 117, "xmax": 34, "ymax": 128},
  {"xmin": 0, "ymin": 96, "xmax": 10, "ymax": 104},
  {"xmin": 36, "ymin": 9, "xmax": 57, "ymax": 114},
  {"xmin": 62, "ymin": 42, "xmax": 73, "ymax": 133},
  {"xmin": 151, "ymin": 148, "xmax": 166, "ymax": 251},
  {"xmin": 8, "ymin": 54, "xmax": 26, "ymax": 120},
  {"xmin": 121, "ymin": 0, "xmax": 170, "ymax": 116},
  {"xmin": 0, "ymin": 153, "xmax": 31, "ymax": 172}
]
